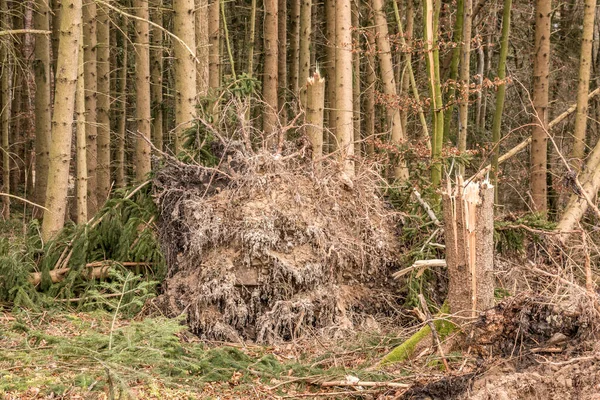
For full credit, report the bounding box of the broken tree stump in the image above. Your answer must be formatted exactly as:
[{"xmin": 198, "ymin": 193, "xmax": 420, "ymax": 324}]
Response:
[{"xmin": 443, "ymin": 177, "xmax": 495, "ymax": 319}]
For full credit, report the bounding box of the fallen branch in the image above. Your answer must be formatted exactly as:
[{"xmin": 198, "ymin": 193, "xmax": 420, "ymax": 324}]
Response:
[
  {"xmin": 393, "ymin": 259, "xmax": 446, "ymax": 280},
  {"xmin": 470, "ymin": 86, "xmax": 600, "ymax": 182},
  {"xmin": 412, "ymin": 189, "xmax": 440, "ymax": 226},
  {"xmin": 418, "ymin": 294, "xmax": 451, "ymax": 371},
  {"xmin": 29, "ymin": 261, "xmax": 152, "ymax": 286},
  {"xmin": 321, "ymin": 380, "xmax": 409, "ymax": 388}
]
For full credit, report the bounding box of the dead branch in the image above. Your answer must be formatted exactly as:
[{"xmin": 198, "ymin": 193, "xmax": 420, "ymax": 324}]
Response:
[
  {"xmin": 470, "ymin": 86, "xmax": 600, "ymax": 181},
  {"xmin": 393, "ymin": 259, "xmax": 446, "ymax": 280},
  {"xmin": 418, "ymin": 294, "xmax": 451, "ymax": 371},
  {"xmin": 320, "ymin": 380, "xmax": 409, "ymax": 388}
]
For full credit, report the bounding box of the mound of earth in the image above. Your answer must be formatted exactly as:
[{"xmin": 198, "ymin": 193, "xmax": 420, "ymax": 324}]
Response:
[{"xmin": 153, "ymin": 141, "xmax": 402, "ymax": 343}]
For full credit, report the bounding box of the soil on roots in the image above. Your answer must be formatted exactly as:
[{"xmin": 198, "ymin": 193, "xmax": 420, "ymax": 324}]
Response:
[{"xmin": 153, "ymin": 140, "xmax": 403, "ymax": 343}]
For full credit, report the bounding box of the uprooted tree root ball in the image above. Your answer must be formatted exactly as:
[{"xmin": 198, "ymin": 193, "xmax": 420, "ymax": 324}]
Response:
[{"xmin": 153, "ymin": 140, "xmax": 403, "ymax": 343}]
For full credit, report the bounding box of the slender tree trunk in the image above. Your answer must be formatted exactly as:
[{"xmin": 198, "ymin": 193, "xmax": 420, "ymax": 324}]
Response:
[
  {"xmin": 51, "ymin": 0, "xmax": 61, "ymax": 75},
  {"xmin": 263, "ymin": 0, "xmax": 279, "ymax": 144},
  {"xmin": 151, "ymin": 1, "xmax": 164, "ymax": 150},
  {"xmin": 247, "ymin": 0, "xmax": 257, "ymax": 76},
  {"xmin": 399, "ymin": 0, "xmax": 413, "ymax": 135},
  {"xmin": 373, "ymin": 0, "xmax": 407, "ymax": 180},
  {"xmin": 277, "ymin": 0, "xmax": 287, "ymax": 120},
  {"xmin": 33, "ymin": 0, "xmax": 51, "ymax": 215},
  {"xmin": 490, "ymin": 0, "xmax": 512, "ymax": 193},
  {"xmin": 352, "ymin": 0, "xmax": 361, "ymax": 158},
  {"xmin": 570, "ymin": 0, "xmax": 597, "ymax": 167},
  {"xmin": 324, "ymin": 0, "xmax": 335, "ymax": 149},
  {"xmin": 134, "ymin": 0, "xmax": 152, "ymax": 181},
  {"xmin": 530, "ymin": 0, "xmax": 551, "ymax": 214},
  {"xmin": 442, "ymin": 0, "xmax": 463, "ymax": 143},
  {"xmin": 364, "ymin": 19, "xmax": 375, "ymax": 156},
  {"xmin": 208, "ymin": 0, "xmax": 220, "ymax": 113},
  {"xmin": 424, "ymin": 0, "xmax": 444, "ymax": 186},
  {"xmin": 115, "ymin": 19, "xmax": 127, "ymax": 188},
  {"xmin": 392, "ymin": 0, "xmax": 430, "ymax": 150},
  {"xmin": 298, "ymin": 0, "xmax": 311, "ymax": 106},
  {"xmin": 196, "ymin": 0, "xmax": 209, "ymax": 96},
  {"xmin": 0, "ymin": 0, "xmax": 10, "ymax": 219},
  {"xmin": 76, "ymin": 28, "xmax": 88, "ymax": 224},
  {"xmin": 97, "ymin": 0, "xmax": 111, "ymax": 206},
  {"xmin": 475, "ymin": 34, "xmax": 484, "ymax": 128},
  {"xmin": 306, "ymin": 72, "xmax": 325, "ymax": 161},
  {"xmin": 173, "ymin": 0, "xmax": 197, "ymax": 151},
  {"xmin": 457, "ymin": 0, "xmax": 472, "ymax": 175},
  {"xmin": 83, "ymin": 0, "xmax": 98, "ymax": 217},
  {"xmin": 335, "ymin": 0, "xmax": 354, "ymax": 175},
  {"xmin": 41, "ymin": 0, "xmax": 82, "ymax": 241},
  {"xmin": 289, "ymin": 0, "xmax": 300, "ymax": 105}
]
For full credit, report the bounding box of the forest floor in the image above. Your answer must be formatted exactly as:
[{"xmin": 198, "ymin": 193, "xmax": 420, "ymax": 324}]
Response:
[{"xmin": 2, "ymin": 308, "xmax": 600, "ymax": 399}]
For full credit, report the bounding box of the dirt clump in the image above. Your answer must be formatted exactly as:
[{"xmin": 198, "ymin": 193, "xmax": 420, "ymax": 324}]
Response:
[{"xmin": 153, "ymin": 140, "xmax": 402, "ymax": 343}]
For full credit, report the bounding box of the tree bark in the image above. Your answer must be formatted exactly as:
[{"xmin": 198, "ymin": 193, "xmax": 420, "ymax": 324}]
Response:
[
  {"xmin": 335, "ymin": 0, "xmax": 354, "ymax": 176},
  {"xmin": 33, "ymin": 0, "xmax": 51, "ymax": 216},
  {"xmin": 263, "ymin": 0, "xmax": 279, "ymax": 144},
  {"xmin": 41, "ymin": 0, "xmax": 81, "ymax": 241},
  {"xmin": 96, "ymin": 0, "xmax": 111, "ymax": 207},
  {"xmin": 443, "ymin": 177, "xmax": 495, "ymax": 318},
  {"xmin": 173, "ymin": 0, "xmax": 197, "ymax": 152},
  {"xmin": 76, "ymin": 27, "xmax": 88, "ymax": 224},
  {"xmin": 457, "ymin": 0, "xmax": 472, "ymax": 175},
  {"xmin": 115, "ymin": 17, "xmax": 127, "ymax": 188},
  {"xmin": 83, "ymin": 0, "xmax": 98, "ymax": 217},
  {"xmin": 424, "ymin": 0, "xmax": 444, "ymax": 186},
  {"xmin": 0, "ymin": 0, "xmax": 11, "ymax": 220},
  {"xmin": 324, "ymin": 0, "xmax": 335, "ymax": 150},
  {"xmin": 530, "ymin": 0, "xmax": 551, "ymax": 214},
  {"xmin": 490, "ymin": 0, "xmax": 512, "ymax": 194},
  {"xmin": 570, "ymin": 0, "xmax": 597, "ymax": 167},
  {"xmin": 442, "ymin": 0, "xmax": 463, "ymax": 144},
  {"xmin": 151, "ymin": 0, "xmax": 164, "ymax": 151},
  {"xmin": 289, "ymin": 0, "xmax": 300, "ymax": 106},
  {"xmin": 208, "ymin": 0, "xmax": 220, "ymax": 113},
  {"xmin": 364, "ymin": 17, "xmax": 375, "ymax": 156},
  {"xmin": 373, "ymin": 0, "xmax": 407, "ymax": 180},
  {"xmin": 306, "ymin": 72, "xmax": 325, "ymax": 161},
  {"xmin": 298, "ymin": 0, "xmax": 311, "ymax": 107},
  {"xmin": 196, "ymin": 0, "xmax": 209, "ymax": 96},
  {"xmin": 352, "ymin": 1, "xmax": 361, "ymax": 158},
  {"xmin": 134, "ymin": 0, "xmax": 152, "ymax": 181},
  {"xmin": 277, "ymin": 0, "xmax": 287, "ymax": 121}
]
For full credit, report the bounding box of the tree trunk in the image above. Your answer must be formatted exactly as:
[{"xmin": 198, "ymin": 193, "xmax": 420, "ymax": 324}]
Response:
[
  {"xmin": 570, "ymin": 0, "xmax": 597, "ymax": 167},
  {"xmin": 442, "ymin": 0, "xmax": 463, "ymax": 144},
  {"xmin": 208, "ymin": 0, "xmax": 220, "ymax": 113},
  {"xmin": 41, "ymin": 0, "xmax": 81, "ymax": 241},
  {"xmin": 424, "ymin": 0, "xmax": 444, "ymax": 186},
  {"xmin": 306, "ymin": 72, "xmax": 325, "ymax": 161},
  {"xmin": 335, "ymin": 0, "xmax": 354, "ymax": 176},
  {"xmin": 134, "ymin": 0, "xmax": 152, "ymax": 181},
  {"xmin": 83, "ymin": 0, "xmax": 98, "ymax": 217},
  {"xmin": 373, "ymin": 0, "xmax": 407, "ymax": 180},
  {"xmin": 196, "ymin": 0, "xmax": 209, "ymax": 96},
  {"xmin": 277, "ymin": 0, "xmax": 287, "ymax": 121},
  {"xmin": 115, "ymin": 17, "xmax": 127, "ymax": 188},
  {"xmin": 263, "ymin": 0, "xmax": 279, "ymax": 144},
  {"xmin": 173, "ymin": 0, "xmax": 197, "ymax": 152},
  {"xmin": 247, "ymin": 0, "xmax": 257, "ymax": 77},
  {"xmin": 0, "ymin": 0, "xmax": 11, "ymax": 220},
  {"xmin": 352, "ymin": 1, "xmax": 361, "ymax": 158},
  {"xmin": 530, "ymin": 0, "xmax": 551, "ymax": 214},
  {"xmin": 324, "ymin": 0, "xmax": 335, "ymax": 150},
  {"xmin": 457, "ymin": 0, "xmax": 472, "ymax": 175},
  {"xmin": 399, "ymin": 0, "xmax": 413, "ymax": 135},
  {"xmin": 490, "ymin": 0, "xmax": 512, "ymax": 194},
  {"xmin": 97, "ymin": 0, "xmax": 111, "ymax": 206},
  {"xmin": 364, "ymin": 18, "xmax": 375, "ymax": 156},
  {"xmin": 33, "ymin": 0, "xmax": 51, "ymax": 216},
  {"xmin": 151, "ymin": 1, "xmax": 164, "ymax": 150},
  {"xmin": 289, "ymin": 0, "xmax": 300, "ymax": 106},
  {"xmin": 298, "ymin": 0, "xmax": 311, "ymax": 107},
  {"xmin": 443, "ymin": 177, "xmax": 495, "ymax": 318},
  {"xmin": 76, "ymin": 27, "xmax": 88, "ymax": 224}
]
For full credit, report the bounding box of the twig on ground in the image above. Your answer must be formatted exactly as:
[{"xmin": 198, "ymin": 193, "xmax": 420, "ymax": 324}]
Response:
[{"xmin": 418, "ymin": 294, "xmax": 451, "ymax": 372}]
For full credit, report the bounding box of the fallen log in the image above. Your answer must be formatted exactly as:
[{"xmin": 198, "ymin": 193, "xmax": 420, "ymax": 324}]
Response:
[{"xmin": 28, "ymin": 261, "xmax": 152, "ymax": 286}]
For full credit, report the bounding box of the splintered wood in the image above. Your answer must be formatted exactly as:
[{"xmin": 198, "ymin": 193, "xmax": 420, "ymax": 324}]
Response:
[{"xmin": 443, "ymin": 177, "xmax": 494, "ymax": 319}]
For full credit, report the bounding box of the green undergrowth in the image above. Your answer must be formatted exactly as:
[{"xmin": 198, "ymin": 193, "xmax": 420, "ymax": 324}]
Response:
[
  {"xmin": 0, "ymin": 311, "xmax": 398, "ymax": 398},
  {"xmin": 0, "ymin": 184, "xmax": 165, "ymax": 309}
]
